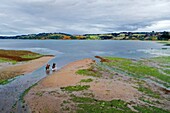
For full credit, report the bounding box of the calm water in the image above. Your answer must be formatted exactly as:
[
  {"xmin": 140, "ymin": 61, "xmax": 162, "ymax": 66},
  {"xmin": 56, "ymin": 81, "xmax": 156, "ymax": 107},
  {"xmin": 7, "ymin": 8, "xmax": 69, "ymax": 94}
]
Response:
[
  {"xmin": 0, "ymin": 40, "xmax": 170, "ymax": 113},
  {"xmin": 0, "ymin": 40, "xmax": 170, "ymax": 66}
]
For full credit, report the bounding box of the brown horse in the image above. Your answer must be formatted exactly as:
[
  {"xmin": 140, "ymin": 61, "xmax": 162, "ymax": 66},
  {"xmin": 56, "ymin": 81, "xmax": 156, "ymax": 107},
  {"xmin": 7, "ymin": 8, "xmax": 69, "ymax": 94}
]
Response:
[{"xmin": 45, "ymin": 64, "xmax": 50, "ymax": 70}]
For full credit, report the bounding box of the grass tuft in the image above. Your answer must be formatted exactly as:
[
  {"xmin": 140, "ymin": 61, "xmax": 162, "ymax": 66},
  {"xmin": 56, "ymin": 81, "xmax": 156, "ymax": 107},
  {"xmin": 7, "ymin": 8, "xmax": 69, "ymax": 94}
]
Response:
[
  {"xmin": 61, "ymin": 85, "xmax": 90, "ymax": 92},
  {"xmin": 80, "ymin": 78, "xmax": 93, "ymax": 83}
]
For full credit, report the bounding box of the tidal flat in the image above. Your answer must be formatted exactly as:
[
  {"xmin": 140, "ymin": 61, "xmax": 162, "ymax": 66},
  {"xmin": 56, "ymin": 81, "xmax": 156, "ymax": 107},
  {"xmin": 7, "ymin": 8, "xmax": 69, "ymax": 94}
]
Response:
[{"xmin": 24, "ymin": 56, "xmax": 170, "ymax": 113}]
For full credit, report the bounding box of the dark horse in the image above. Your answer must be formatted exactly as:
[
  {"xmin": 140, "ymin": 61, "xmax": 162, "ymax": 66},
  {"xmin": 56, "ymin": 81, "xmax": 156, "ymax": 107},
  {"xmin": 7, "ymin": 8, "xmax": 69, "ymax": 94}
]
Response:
[{"xmin": 45, "ymin": 64, "xmax": 50, "ymax": 70}]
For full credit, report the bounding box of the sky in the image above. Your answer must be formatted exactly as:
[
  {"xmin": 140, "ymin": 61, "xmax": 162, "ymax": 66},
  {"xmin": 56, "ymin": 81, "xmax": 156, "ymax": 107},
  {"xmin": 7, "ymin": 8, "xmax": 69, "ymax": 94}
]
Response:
[{"xmin": 0, "ymin": 0, "xmax": 170, "ymax": 36}]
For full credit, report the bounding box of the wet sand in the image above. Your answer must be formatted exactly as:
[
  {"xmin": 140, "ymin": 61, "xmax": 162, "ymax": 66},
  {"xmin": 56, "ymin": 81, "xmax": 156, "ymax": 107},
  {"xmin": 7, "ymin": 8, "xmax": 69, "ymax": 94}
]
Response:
[
  {"xmin": 25, "ymin": 58, "xmax": 141, "ymax": 113},
  {"xmin": 0, "ymin": 56, "xmax": 54, "ymax": 81}
]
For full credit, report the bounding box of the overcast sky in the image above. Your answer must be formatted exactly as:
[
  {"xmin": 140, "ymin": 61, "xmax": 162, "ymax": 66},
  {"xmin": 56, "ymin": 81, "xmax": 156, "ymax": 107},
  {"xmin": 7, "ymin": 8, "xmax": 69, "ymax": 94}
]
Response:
[{"xmin": 0, "ymin": 0, "xmax": 170, "ymax": 36}]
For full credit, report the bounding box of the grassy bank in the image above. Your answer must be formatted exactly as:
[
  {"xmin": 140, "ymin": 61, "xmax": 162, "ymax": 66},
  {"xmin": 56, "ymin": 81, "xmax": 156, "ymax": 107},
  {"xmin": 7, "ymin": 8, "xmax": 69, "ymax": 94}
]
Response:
[
  {"xmin": 0, "ymin": 49, "xmax": 44, "ymax": 85},
  {"xmin": 0, "ymin": 49, "xmax": 43, "ymax": 63}
]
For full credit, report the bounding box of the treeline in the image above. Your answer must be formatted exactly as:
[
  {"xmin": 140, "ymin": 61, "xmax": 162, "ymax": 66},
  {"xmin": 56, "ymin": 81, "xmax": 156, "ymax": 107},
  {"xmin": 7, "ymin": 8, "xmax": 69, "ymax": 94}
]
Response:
[{"xmin": 0, "ymin": 31, "xmax": 170, "ymax": 40}]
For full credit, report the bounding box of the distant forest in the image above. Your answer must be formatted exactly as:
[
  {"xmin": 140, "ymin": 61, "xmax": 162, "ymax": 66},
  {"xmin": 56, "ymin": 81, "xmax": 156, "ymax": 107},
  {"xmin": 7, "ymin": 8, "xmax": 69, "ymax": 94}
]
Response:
[{"xmin": 0, "ymin": 31, "xmax": 170, "ymax": 40}]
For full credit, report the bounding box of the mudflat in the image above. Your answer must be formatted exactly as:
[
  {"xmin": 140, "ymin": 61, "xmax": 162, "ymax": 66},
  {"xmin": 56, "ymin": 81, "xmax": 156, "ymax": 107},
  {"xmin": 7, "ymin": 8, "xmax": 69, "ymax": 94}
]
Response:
[
  {"xmin": 25, "ymin": 56, "xmax": 170, "ymax": 113},
  {"xmin": 25, "ymin": 58, "xmax": 142, "ymax": 113}
]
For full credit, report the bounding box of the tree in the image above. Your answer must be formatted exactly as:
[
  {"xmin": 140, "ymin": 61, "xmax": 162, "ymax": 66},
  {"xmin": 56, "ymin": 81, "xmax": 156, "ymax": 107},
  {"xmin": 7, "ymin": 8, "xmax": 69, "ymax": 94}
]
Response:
[{"xmin": 158, "ymin": 31, "xmax": 170, "ymax": 40}]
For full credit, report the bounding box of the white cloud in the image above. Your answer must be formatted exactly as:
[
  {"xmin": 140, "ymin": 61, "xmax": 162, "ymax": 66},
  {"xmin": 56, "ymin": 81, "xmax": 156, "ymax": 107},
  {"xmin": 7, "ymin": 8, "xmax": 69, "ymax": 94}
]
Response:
[
  {"xmin": 0, "ymin": 0, "xmax": 170, "ymax": 35},
  {"xmin": 136, "ymin": 20, "xmax": 170, "ymax": 32}
]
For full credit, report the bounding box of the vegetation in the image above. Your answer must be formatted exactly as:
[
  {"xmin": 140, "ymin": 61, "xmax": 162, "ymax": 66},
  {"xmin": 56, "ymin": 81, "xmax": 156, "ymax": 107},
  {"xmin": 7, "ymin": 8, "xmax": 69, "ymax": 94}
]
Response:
[
  {"xmin": 164, "ymin": 69, "xmax": 170, "ymax": 75},
  {"xmin": 133, "ymin": 105, "xmax": 169, "ymax": 113},
  {"xmin": 151, "ymin": 56, "xmax": 170, "ymax": 63},
  {"xmin": 76, "ymin": 68, "xmax": 101, "ymax": 77},
  {"xmin": 0, "ymin": 58, "xmax": 17, "ymax": 64},
  {"xmin": 0, "ymin": 49, "xmax": 44, "ymax": 85},
  {"xmin": 71, "ymin": 96, "xmax": 133, "ymax": 113},
  {"xmin": 62, "ymin": 95, "xmax": 170, "ymax": 113},
  {"xmin": 60, "ymin": 56, "xmax": 170, "ymax": 113},
  {"xmin": 0, "ymin": 31, "xmax": 169, "ymax": 40},
  {"xmin": 103, "ymin": 57, "xmax": 170, "ymax": 87},
  {"xmin": 0, "ymin": 79, "xmax": 10, "ymax": 85},
  {"xmin": 80, "ymin": 78, "xmax": 93, "ymax": 83},
  {"xmin": 61, "ymin": 85, "xmax": 90, "ymax": 92},
  {"xmin": 59, "ymin": 56, "xmax": 170, "ymax": 112},
  {"xmin": 139, "ymin": 97, "xmax": 154, "ymax": 104},
  {"xmin": 0, "ymin": 49, "xmax": 43, "ymax": 62},
  {"xmin": 137, "ymin": 85, "xmax": 160, "ymax": 98}
]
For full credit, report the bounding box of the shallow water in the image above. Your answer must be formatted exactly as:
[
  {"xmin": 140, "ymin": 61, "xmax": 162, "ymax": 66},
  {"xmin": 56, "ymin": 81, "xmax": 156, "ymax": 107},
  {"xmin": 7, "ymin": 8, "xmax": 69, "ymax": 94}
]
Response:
[{"xmin": 0, "ymin": 40, "xmax": 169, "ymax": 113}]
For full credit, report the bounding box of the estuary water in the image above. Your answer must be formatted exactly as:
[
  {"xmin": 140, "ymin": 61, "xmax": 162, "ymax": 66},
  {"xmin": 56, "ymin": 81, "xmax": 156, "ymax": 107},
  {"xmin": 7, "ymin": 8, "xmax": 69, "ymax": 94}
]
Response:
[{"xmin": 0, "ymin": 40, "xmax": 169, "ymax": 113}]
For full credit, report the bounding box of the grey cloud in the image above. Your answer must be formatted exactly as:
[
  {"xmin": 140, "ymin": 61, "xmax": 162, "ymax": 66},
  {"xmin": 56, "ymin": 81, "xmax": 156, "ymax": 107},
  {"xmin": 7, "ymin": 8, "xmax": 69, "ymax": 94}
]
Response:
[{"xmin": 0, "ymin": 0, "xmax": 170, "ymax": 35}]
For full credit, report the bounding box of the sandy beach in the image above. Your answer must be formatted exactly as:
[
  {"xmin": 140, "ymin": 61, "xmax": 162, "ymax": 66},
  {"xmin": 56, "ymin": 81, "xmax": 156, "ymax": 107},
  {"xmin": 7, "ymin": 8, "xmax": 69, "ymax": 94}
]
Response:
[
  {"xmin": 24, "ymin": 58, "xmax": 150, "ymax": 113},
  {"xmin": 0, "ymin": 56, "xmax": 54, "ymax": 81}
]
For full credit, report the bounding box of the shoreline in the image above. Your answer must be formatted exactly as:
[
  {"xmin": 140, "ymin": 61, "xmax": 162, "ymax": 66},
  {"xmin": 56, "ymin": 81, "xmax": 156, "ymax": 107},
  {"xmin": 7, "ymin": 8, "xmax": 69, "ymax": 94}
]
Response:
[
  {"xmin": 0, "ymin": 55, "xmax": 54, "ymax": 84},
  {"xmin": 24, "ymin": 57, "xmax": 170, "ymax": 113}
]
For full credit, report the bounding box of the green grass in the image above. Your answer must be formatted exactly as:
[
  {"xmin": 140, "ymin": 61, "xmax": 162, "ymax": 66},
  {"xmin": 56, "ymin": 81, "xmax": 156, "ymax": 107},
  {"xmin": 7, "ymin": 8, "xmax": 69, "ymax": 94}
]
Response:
[
  {"xmin": 139, "ymin": 97, "xmax": 154, "ymax": 104},
  {"xmin": 0, "ymin": 58, "xmax": 17, "ymax": 64},
  {"xmin": 66, "ymin": 96, "xmax": 170, "ymax": 113},
  {"xmin": 0, "ymin": 49, "xmax": 43, "ymax": 62},
  {"xmin": 137, "ymin": 85, "xmax": 160, "ymax": 98},
  {"xmin": 70, "ymin": 96, "xmax": 134, "ymax": 113},
  {"xmin": 152, "ymin": 56, "xmax": 170, "ymax": 63},
  {"xmin": 76, "ymin": 68, "xmax": 101, "ymax": 77},
  {"xmin": 0, "ymin": 79, "xmax": 10, "ymax": 85},
  {"xmin": 61, "ymin": 85, "xmax": 90, "ymax": 92},
  {"xmin": 0, "ymin": 78, "xmax": 15, "ymax": 85},
  {"xmin": 163, "ymin": 69, "xmax": 170, "ymax": 74},
  {"xmin": 133, "ymin": 105, "xmax": 170, "ymax": 113},
  {"xmin": 21, "ymin": 54, "xmax": 43, "ymax": 59},
  {"xmin": 103, "ymin": 57, "xmax": 170, "ymax": 87},
  {"xmin": 80, "ymin": 78, "xmax": 93, "ymax": 83},
  {"xmin": 0, "ymin": 49, "xmax": 45, "ymax": 83}
]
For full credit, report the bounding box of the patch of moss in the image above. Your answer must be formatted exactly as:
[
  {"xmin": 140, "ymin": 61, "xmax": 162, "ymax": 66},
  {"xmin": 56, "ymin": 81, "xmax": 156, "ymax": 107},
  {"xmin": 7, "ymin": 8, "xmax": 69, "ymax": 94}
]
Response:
[
  {"xmin": 61, "ymin": 85, "xmax": 90, "ymax": 92},
  {"xmin": 80, "ymin": 78, "xmax": 93, "ymax": 83}
]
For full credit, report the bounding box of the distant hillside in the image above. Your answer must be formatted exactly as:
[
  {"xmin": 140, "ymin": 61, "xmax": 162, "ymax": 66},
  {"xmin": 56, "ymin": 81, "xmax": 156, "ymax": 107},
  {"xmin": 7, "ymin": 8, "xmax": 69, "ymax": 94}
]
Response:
[{"xmin": 0, "ymin": 31, "xmax": 170, "ymax": 40}]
